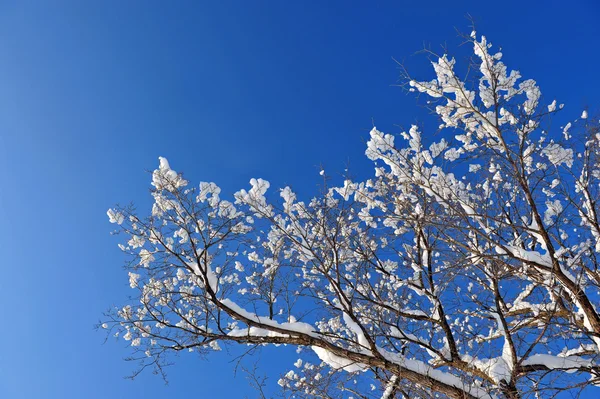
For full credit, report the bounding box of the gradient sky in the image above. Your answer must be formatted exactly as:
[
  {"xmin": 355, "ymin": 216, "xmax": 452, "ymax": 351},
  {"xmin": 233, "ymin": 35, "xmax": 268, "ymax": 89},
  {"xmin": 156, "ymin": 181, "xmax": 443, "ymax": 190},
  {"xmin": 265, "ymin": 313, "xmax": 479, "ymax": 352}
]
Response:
[{"xmin": 1, "ymin": 1, "xmax": 600, "ymax": 398}]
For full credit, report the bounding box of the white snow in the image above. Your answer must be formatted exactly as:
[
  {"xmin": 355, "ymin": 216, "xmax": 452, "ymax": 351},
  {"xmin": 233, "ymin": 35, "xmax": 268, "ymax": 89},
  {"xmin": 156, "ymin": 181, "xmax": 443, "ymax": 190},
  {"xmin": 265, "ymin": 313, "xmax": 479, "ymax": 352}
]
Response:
[
  {"xmin": 221, "ymin": 298, "xmax": 316, "ymax": 336},
  {"xmin": 128, "ymin": 272, "xmax": 140, "ymax": 288},
  {"xmin": 490, "ymin": 312, "xmax": 514, "ymax": 382},
  {"xmin": 378, "ymin": 347, "xmax": 494, "ymax": 399},
  {"xmin": 107, "ymin": 209, "xmax": 125, "ymax": 224},
  {"xmin": 342, "ymin": 311, "xmax": 370, "ymax": 350},
  {"xmin": 541, "ymin": 144, "xmax": 574, "ymax": 168},
  {"xmin": 152, "ymin": 157, "xmax": 188, "ymax": 191},
  {"xmin": 380, "ymin": 375, "xmax": 398, "ymax": 399},
  {"xmin": 312, "ymin": 346, "xmax": 368, "ymax": 373},
  {"xmin": 522, "ymin": 354, "xmax": 594, "ymax": 372}
]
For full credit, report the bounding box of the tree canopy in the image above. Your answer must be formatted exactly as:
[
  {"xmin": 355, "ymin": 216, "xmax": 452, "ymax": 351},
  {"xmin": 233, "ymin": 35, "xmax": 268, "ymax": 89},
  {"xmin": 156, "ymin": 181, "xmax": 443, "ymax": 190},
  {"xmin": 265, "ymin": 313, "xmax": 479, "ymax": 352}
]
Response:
[{"xmin": 104, "ymin": 30, "xmax": 600, "ymax": 398}]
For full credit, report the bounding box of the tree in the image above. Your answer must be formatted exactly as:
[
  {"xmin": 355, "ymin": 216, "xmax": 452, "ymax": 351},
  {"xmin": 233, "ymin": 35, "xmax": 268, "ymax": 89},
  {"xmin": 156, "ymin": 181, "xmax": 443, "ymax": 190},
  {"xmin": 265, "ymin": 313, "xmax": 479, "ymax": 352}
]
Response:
[{"xmin": 103, "ymin": 30, "xmax": 600, "ymax": 399}]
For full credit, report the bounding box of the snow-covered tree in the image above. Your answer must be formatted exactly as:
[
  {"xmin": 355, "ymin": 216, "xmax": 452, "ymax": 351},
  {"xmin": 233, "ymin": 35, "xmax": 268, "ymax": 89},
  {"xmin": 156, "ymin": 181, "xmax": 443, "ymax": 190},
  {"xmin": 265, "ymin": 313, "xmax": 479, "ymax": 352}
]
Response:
[{"xmin": 103, "ymin": 31, "xmax": 600, "ymax": 398}]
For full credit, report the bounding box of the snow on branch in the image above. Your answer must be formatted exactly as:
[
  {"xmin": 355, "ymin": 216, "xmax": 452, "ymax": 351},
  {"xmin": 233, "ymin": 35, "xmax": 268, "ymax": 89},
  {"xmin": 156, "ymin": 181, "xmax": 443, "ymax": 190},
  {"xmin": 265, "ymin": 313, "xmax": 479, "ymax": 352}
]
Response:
[{"xmin": 104, "ymin": 30, "xmax": 600, "ymax": 399}]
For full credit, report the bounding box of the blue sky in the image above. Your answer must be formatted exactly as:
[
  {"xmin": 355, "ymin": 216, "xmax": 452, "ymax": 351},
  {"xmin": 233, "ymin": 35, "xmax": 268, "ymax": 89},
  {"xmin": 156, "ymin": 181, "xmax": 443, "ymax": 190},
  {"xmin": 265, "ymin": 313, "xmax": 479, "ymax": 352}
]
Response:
[{"xmin": 1, "ymin": 1, "xmax": 599, "ymax": 398}]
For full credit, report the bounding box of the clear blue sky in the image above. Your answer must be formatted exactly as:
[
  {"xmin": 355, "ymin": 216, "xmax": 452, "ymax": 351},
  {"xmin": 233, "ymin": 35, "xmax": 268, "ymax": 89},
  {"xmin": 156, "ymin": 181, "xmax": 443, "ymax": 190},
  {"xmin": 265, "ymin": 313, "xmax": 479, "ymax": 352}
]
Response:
[{"xmin": 1, "ymin": 1, "xmax": 599, "ymax": 398}]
